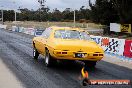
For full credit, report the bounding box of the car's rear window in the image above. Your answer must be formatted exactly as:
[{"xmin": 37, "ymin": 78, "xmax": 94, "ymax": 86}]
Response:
[{"xmin": 54, "ymin": 30, "xmax": 91, "ymax": 40}]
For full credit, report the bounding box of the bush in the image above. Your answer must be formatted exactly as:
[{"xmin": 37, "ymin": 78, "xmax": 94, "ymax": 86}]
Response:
[
  {"xmin": 79, "ymin": 19, "xmax": 87, "ymax": 23},
  {"xmin": 86, "ymin": 20, "xmax": 93, "ymax": 23}
]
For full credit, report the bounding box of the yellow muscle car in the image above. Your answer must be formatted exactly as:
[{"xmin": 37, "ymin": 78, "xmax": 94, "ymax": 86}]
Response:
[{"xmin": 32, "ymin": 26, "xmax": 104, "ymax": 67}]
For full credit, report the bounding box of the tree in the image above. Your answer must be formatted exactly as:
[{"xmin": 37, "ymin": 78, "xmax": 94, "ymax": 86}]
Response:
[
  {"xmin": 40, "ymin": 7, "xmax": 50, "ymax": 21},
  {"xmin": 89, "ymin": 0, "xmax": 119, "ymax": 25},
  {"xmin": 51, "ymin": 8, "xmax": 62, "ymax": 21},
  {"xmin": 89, "ymin": 0, "xmax": 132, "ymax": 24},
  {"xmin": 3, "ymin": 10, "xmax": 14, "ymax": 21},
  {"xmin": 111, "ymin": 0, "xmax": 132, "ymax": 23}
]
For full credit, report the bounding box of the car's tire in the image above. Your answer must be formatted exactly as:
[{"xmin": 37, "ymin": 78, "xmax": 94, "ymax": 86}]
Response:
[
  {"xmin": 33, "ymin": 47, "xmax": 39, "ymax": 60},
  {"xmin": 45, "ymin": 49, "xmax": 55, "ymax": 67},
  {"xmin": 84, "ymin": 61, "xmax": 97, "ymax": 68}
]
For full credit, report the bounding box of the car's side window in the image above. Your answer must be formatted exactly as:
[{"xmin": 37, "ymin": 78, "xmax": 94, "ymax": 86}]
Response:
[{"xmin": 42, "ymin": 28, "xmax": 52, "ymax": 39}]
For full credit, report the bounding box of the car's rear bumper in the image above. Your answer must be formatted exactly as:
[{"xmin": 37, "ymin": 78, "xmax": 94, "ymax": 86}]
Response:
[{"xmin": 51, "ymin": 50, "xmax": 104, "ymax": 61}]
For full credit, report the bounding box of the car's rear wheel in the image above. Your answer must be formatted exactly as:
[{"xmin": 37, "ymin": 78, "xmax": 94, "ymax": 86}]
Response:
[
  {"xmin": 84, "ymin": 61, "xmax": 97, "ymax": 68},
  {"xmin": 33, "ymin": 47, "xmax": 39, "ymax": 60},
  {"xmin": 45, "ymin": 49, "xmax": 56, "ymax": 67}
]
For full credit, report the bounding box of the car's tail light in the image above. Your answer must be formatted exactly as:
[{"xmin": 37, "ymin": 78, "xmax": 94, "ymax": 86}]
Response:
[
  {"xmin": 62, "ymin": 52, "xmax": 67, "ymax": 54},
  {"xmin": 93, "ymin": 54, "xmax": 98, "ymax": 56},
  {"xmin": 99, "ymin": 54, "xmax": 103, "ymax": 56},
  {"xmin": 57, "ymin": 52, "xmax": 61, "ymax": 54}
]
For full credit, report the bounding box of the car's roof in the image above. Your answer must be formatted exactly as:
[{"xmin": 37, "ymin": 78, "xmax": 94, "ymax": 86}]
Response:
[{"xmin": 49, "ymin": 26, "xmax": 84, "ymax": 31}]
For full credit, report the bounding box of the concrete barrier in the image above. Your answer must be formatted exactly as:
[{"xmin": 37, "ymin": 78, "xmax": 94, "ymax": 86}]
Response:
[
  {"xmin": 34, "ymin": 29, "xmax": 45, "ymax": 36},
  {"xmin": 0, "ymin": 24, "xmax": 7, "ymax": 29}
]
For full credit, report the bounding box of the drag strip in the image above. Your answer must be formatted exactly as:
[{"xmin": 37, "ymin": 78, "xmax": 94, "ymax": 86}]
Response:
[{"xmin": 0, "ymin": 29, "xmax": 131, "ymax": 88}]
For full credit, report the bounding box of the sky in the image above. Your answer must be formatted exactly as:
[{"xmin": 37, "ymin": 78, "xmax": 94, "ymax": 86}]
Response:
[{"xmin": 0, "ymin": 0, "xmax": 95, "ymax": 11}]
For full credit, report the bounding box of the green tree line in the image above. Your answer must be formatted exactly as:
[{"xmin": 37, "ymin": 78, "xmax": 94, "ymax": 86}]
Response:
[
  {"xmin": 1, "ymin": 0, "xmax": 132, "ymax": 25},
  {"xmin": 89, "ymin": 0, "xmax": 132, "ymax": 25},
  {"xmin": 1, "ymin": 6, "xmax": 90, "ymax": 22}
]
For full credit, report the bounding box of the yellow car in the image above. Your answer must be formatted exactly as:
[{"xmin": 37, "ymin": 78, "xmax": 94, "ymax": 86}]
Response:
[{"xmin": 32, "ymin": 26, "xmax": 104, "ymax": 67}]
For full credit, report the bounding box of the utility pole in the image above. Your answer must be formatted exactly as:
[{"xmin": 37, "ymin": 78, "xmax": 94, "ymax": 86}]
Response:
[
  {"xmin": 74, "ymin": 10, "xmax": 76, "ymax": 27},
  {"xmin": 13, "ymin": 1, "xmax": 16, "ymax": 21},
  {"xmin": 1, "ymin": 6, "xmax": 3, "ymax": 24},
  {"xmin": 1, "ymin": 9, "xmax": 3, "ymax": 24},
  {"xmin": 15, "ymin": 11, "xmax": 16, "ymax": 21},
  {"xmin": 38, "ymin": 0, "xmax": 46, "ymax": 22}
]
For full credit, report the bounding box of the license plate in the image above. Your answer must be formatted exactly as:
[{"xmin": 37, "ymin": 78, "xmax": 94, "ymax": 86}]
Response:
[{"xmin": 75, "ymin": 53, "xmax": 85, "ymax": 58}]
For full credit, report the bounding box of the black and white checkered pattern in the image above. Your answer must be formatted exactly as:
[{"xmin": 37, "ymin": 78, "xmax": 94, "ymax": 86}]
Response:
[{"xmin": 105, "ymin": 39, "xmax": 119, "ymax": 53}]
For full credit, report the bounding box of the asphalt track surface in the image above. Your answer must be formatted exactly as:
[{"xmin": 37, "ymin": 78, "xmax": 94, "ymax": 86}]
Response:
[{"xmin": 0, "ymin": 29, "xmax": 132, "ymax": 88}]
